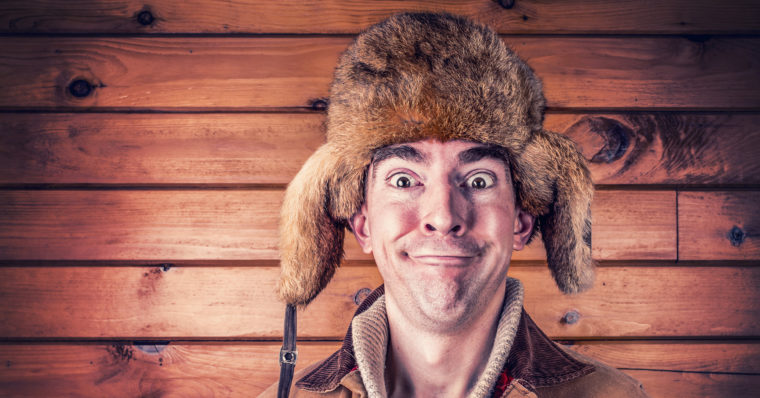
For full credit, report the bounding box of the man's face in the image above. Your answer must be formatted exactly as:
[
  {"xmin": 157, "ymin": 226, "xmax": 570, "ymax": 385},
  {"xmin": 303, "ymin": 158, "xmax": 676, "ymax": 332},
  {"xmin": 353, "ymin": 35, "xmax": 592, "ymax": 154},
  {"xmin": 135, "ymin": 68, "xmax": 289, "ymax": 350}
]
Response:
[{"xmin": 349, "ymin": 139, "xmax": 534, "ymax": 332}]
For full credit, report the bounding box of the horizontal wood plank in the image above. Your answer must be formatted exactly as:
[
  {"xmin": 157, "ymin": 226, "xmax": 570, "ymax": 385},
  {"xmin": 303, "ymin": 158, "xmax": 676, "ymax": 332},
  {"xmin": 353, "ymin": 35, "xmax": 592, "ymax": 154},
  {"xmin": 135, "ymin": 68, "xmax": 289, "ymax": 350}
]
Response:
[
  {"xmin": 0, "ymin": 342, "xmax": 336, "ymax": 396},
  {"xmin": 1, "ymin": 341, "xmax": 758, "ymax": 397},
  {"xmin": 567, "ymin": 341, "xmax": 760, "ymax": 374},
  {"xmin": 1, "ymin": 113, "xmax": 758, "ymax": 186},
  {"xmin": 679, "ymin": 191, "xmax": 760, "ymax": 260},
  {"xmin": 521, "ymin": 266, "xmax": 760, "ymax": 338},
  {"xmin": 628, "ymin": 370, "xmax": 760, "ymax": 398},
  {"xmin": 0, "ymin": 190, "xmax": 675, "ymax": 261},
  {"xmin": 1, "ymin": 37, "xmax": 758, "ymax": 110},
  {"xmin": 0, "ymin": 113, "xmax": 325, "ymax": 185},
  {"xmin": 1, "ymin": 0, "xmax": 759, "ymax": 34},
  {"xmin": 0, "ymin": 266, "xmax": 757, "ymax": 339},
  {"xmin": 0, "ymin": 190, "xmax": 284, "ymax": 260}
]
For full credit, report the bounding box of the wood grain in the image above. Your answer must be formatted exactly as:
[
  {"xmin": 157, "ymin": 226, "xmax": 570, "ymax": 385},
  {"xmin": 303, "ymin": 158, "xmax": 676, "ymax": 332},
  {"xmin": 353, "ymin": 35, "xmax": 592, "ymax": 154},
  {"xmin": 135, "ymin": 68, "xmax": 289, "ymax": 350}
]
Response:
[
  {"xmin": 0, "ymin": 341, "xmax": 758, "ymax": 397},
  {"xmin": 567, "ymin": 341, "xmax": 760, "ymax": 373},
  {"xmin": 0, "ymin": 113, "xmax": 325, "ymax": 185},
  {"xmin": 1, "ymin": 0, "xmax": 758, "ymax": 34},
  {"xmin": 1, "ymin": 37, "xmax": 758, "ymax": 110},
  {"xmin": 2, "ymin": 113, "xmax": 758, "ymax": 186},
  {"xmin": 0, "ymin": 190, "xmax": 284, "ymax": 260},
  {"xmin": 0, "ymin": 265, "xmax": 757, "ymax": 339},
  {"xmin": 679, "ymin": 191, "xmax": 760, "ymax": 260},
  {"xmin": 628, "ymin": 370, "xmax": 760, "ymax": 398},
  {"xmin": 0, "ymin": 190, "xmax": 674, "ymax": 261},
  {"xmin": 591, "ymin": 190, "xmax": 676, "ymax": 260},
  {"xmin": 547, "ymin": 113, "xmax": 760, "ymax": 186},
  {"xmin": 521, "ymin": 265, "xmax": 760, "ymax": 339},
  {"xmin": 0, "ymin": 342, "xmax": 336, "ymax": 396},
  {"xmin": 510, "ymin": 37, "xmax": 760, "ymax": 111}
]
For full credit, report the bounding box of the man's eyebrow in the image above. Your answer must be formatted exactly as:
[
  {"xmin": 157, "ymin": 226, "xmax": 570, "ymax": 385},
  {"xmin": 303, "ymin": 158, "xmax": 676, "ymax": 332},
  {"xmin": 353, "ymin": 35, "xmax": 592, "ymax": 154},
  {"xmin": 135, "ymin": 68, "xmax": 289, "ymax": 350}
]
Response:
[
  {"xmin": 372, "ymin": 145, "xmax": 425, "ymax": 166},
  {"xmin": 370, "ymin": 145, "xmax": 425, "ymax": 181},
  {"xmin": 458, "ymin": 145, "xmax": 511, "ymax": 167}
]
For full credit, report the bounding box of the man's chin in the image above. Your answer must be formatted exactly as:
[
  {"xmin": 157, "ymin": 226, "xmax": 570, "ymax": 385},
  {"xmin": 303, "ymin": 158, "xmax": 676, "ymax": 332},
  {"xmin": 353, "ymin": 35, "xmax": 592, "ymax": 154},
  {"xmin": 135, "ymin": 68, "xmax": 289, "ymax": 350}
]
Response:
[{"xmin": 412, "ymin": 284, "xmax": 480, "ymax": 331}]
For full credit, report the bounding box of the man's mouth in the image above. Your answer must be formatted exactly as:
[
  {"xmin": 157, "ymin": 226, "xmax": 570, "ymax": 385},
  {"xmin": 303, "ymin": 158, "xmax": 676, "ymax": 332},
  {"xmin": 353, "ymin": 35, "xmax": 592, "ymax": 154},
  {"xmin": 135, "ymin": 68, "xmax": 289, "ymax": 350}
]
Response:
[
  {"xmin": 405, "ymin": 253, "xmax": 477, "ymax": 267},
  {"xmin": 402, "ymin": 239, "xmax": 483, "ymax": 266}
]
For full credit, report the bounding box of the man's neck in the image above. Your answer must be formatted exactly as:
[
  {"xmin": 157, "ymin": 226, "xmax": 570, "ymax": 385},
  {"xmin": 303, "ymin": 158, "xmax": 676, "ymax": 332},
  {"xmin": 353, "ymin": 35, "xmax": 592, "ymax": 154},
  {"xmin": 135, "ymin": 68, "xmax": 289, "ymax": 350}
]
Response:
[{"xmin": 383, "ymin": 281, "xmax": 507, "ymax": 398}]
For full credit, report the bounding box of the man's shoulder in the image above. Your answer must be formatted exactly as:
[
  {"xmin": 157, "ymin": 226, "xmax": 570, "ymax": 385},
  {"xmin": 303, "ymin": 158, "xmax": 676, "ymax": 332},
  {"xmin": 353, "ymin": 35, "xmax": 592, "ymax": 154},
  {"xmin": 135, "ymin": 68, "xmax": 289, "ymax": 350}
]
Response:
[
  {"xmin": 509, "ymin": 310, "xmax": 649, "ymax": 397},
  {"xmin": 534, "ymin": 344, "xmax": 650, "ymax": 398}
]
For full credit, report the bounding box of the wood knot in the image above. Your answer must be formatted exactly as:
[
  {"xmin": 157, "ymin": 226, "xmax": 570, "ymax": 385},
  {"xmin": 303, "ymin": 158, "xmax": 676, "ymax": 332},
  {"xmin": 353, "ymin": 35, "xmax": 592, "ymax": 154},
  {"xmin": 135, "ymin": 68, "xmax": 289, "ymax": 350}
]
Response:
[
  {"xmin": 310, "ymin": 98, "xmax": 329, "ymax": 111},
  {"xmin": 108, "ymin": 344, "xmax": 134, "ymax": 362},
  {"xmin": 68, "ymin": 79, "xmax": 92, "ymax": 98},
  {"xmin": 494, "ymin": 0, "xmax": 516, "ymax": 9},
  {"xmin": 136, "ymin": 10, "xmax": 155, "ymax": 26},
  {"xmin": 728, "ymin": 226, "xmax": 746, "ymax": 247},
  {"xmin": 353, "ymin": 288, "xmax": 372, "ymax": 306},
  {"xmin": 587, "ymin": 117, "xmax": 631, "ymax": 163},
  {"xmin": 562, "ymin": 310, "xmax": 581, "ymax": 325}
]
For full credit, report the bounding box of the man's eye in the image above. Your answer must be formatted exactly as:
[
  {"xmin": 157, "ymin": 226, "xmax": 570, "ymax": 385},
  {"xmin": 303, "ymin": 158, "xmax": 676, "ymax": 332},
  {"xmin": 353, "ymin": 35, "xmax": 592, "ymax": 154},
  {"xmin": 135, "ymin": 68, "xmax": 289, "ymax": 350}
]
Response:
[
  {"xmin": 465, "ymin": 173, "xmax": 495, "ymax": 189},
  {"xmin": 388, "ymin": 173, "xmax": 417, "ymax": 188}
]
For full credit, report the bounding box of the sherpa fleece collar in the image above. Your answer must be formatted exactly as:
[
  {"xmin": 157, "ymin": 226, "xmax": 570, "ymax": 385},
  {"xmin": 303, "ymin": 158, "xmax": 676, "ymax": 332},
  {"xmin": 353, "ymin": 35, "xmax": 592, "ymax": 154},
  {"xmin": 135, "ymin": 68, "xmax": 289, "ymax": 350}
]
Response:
[{"xmin": 296, "ymin": 280, "xmax": 594, "ymax": 396}]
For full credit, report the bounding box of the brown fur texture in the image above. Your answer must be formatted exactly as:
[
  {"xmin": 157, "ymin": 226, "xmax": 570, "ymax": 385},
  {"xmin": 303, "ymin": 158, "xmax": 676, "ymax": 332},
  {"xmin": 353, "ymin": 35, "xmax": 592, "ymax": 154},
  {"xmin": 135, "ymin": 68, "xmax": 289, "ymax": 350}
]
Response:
[{"xmin": 279, "ymin": 12, "xmax": 595, "ymax": 306}]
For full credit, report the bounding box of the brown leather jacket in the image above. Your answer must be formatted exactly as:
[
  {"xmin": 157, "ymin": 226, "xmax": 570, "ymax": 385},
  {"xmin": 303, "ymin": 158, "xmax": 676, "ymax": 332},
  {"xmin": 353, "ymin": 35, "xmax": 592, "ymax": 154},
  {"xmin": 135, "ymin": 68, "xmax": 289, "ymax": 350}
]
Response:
[{"xmin": 261, "ymin": 286, "xmax": 649, "ymax": 398}]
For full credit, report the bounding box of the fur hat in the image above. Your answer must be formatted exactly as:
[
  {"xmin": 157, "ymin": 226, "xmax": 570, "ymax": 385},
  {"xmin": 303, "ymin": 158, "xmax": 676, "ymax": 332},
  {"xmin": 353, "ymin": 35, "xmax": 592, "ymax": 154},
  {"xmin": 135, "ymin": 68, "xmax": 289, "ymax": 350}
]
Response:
[{"xmin": 278, "ymin": 12, "xmax": 594, "ymax": 306}]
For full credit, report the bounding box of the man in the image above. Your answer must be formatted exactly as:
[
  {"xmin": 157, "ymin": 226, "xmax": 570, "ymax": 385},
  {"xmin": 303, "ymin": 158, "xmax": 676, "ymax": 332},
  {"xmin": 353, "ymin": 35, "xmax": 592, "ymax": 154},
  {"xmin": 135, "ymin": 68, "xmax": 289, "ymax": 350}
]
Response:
[{"xmin": 264, "ymin": 12, "xmax": 649, "ymax": 397}]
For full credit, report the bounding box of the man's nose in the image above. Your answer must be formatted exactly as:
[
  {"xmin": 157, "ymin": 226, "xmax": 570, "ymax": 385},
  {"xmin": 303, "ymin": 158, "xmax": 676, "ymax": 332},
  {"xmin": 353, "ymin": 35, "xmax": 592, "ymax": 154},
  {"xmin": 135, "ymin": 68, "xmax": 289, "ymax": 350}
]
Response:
[{"xmin": 420, "ymin": 182, "xmax": 467, "ymax": 236}]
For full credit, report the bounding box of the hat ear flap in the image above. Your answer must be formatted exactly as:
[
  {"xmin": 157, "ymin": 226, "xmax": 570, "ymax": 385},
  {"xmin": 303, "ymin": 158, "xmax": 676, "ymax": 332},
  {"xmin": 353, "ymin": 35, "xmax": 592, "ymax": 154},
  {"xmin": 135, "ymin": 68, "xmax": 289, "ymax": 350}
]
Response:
[
  {"xmin": 278, "ymin": 144, "xmax": 346, "ymax": 306},
  {"xmin": 516, "ymin": 130, "xmax": 595, "ymax": 293}
]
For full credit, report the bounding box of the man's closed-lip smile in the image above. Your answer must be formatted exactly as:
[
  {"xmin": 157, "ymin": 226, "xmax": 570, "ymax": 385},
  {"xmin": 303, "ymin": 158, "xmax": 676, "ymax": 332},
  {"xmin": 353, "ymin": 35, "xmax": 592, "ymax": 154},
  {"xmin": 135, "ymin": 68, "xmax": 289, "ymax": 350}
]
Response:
[{"xmin": 406, "ymin": 253, "xmax": 477, "ymax": 266}]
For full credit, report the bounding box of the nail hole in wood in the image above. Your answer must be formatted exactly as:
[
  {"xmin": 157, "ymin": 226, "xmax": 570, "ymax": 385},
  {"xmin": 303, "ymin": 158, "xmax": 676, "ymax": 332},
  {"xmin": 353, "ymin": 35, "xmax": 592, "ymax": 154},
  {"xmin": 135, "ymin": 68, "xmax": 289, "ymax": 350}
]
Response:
[
  {"xmin": 728, "ymin": 226, "xmax": 746, "ymax": 247},
  {"xmin": 354, "ymin": 288, "xmax": 371, "ymax": 306},
  {"xmin": 137, "ymin": 10, "xmax": 155, "ymax": 26},
  {"xmin": 310, "ymin": 98, "xmax": 329, "ymax": 111},
  {"xmin": 562, "ymin": 310, "xmax": 581, "ymax": 325},
  {"xmin": 68, "ymin": 79, "xmax": 92, "ymax": 98}
]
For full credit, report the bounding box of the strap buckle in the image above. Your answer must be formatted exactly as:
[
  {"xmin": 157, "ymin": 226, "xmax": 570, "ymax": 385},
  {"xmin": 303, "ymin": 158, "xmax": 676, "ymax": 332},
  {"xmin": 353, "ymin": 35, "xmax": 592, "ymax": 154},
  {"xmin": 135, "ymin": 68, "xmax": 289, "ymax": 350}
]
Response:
[{"xmin": 280, "ymin": 347, "xmax": 298, "ymax": 365}]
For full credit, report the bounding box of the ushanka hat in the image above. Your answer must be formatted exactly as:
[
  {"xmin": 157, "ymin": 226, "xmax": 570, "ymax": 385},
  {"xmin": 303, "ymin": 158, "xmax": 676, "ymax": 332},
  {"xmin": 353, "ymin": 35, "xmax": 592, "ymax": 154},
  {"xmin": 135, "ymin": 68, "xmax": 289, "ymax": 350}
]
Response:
[
  {"xmin": 279, "ymin": 12, "xmax": 595, "ymax": 304},
  {"xmin": 276, "ymin": 12, "xmax": 594, "ymax": 395}
]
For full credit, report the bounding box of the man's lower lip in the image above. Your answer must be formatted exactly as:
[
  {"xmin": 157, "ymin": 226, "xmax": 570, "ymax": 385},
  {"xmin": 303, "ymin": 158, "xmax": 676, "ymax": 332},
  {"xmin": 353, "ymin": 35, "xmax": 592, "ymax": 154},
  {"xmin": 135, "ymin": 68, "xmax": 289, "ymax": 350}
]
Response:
[{"xmin": 408, "ymin": 256, "xmax": 474, "ymax": 266}]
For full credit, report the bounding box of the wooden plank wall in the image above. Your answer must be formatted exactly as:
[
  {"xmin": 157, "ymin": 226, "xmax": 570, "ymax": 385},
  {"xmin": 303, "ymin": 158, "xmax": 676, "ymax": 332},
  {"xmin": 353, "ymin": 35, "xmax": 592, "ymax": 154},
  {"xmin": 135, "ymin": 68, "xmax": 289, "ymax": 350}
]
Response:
[{"xmin": 0, "ymin": 1, "xmax": 759, "ymax": 396}]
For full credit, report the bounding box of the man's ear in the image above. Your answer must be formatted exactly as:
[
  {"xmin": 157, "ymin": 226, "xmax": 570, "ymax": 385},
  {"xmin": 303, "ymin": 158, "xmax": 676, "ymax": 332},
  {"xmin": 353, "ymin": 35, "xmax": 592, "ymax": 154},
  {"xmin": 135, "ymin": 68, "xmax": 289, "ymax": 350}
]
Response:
[
  {"xmin": 513, "ymin": 208, "xmax": 535, "ymax": 251},
  {"xmin": 348, "ymin": 204, "xmax": 373, "ymax": 254}
]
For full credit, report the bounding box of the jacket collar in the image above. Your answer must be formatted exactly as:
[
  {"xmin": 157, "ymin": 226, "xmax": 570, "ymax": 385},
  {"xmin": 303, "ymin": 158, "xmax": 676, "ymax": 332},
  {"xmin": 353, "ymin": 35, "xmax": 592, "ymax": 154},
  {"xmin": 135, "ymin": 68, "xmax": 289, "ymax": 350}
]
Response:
[{"xmin": 296, "ymin": 283, "xmax": 594, "ymax": 395}]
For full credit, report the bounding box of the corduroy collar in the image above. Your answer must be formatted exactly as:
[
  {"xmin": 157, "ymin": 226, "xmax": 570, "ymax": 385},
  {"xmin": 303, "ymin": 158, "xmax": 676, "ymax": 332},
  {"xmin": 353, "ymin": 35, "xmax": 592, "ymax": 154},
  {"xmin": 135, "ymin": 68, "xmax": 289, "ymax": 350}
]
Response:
[{"xmin": 296, "ymin": 281, "xmax": 594, "ymax": 395}]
